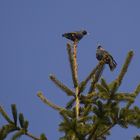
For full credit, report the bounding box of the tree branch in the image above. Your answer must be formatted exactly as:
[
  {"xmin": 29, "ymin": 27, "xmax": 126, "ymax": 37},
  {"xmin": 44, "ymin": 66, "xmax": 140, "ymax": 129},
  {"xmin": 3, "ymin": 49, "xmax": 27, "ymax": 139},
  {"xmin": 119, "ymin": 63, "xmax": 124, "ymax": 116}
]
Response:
[
  {"xmin": 67, "ymin": 43, "xmax": 78, "ymax": 88},
  {"xmin": 79, "ymin": 60, "xmax": 105, "ymax": 94},
  {"xmin": 37, "ymin": 92, "xmax": 64, "ymax": 112},
  {"xmin": 49, "ymin": 74, "xmax": 75, "ymax": 96},
  {"xmin": 116, "ymin": 51, "xmax": 134, "ymax": 86},
  {"xmin": 97, "ymin": 123, "xmax": 116, "ymax": 138}
]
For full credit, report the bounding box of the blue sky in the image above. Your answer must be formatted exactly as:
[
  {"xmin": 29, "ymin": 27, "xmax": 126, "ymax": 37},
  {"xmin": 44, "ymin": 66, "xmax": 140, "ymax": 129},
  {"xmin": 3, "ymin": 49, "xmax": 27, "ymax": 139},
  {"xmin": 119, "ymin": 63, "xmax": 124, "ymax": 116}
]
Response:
[{"xmin": 0, "ymin": 1, "xmax": 140, "ymax": 140}]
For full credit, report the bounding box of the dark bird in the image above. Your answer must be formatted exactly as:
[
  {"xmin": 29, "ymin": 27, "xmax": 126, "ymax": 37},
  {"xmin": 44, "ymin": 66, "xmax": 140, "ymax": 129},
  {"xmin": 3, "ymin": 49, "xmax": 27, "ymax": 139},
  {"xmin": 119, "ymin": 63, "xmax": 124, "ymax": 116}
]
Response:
[
  {"xmin": 62, "ymin": 30, "xmax": 87, "ymax": 43},
  {"xmin": 96, "ymin": 45, "xmax": 117, "ymax": 71}
]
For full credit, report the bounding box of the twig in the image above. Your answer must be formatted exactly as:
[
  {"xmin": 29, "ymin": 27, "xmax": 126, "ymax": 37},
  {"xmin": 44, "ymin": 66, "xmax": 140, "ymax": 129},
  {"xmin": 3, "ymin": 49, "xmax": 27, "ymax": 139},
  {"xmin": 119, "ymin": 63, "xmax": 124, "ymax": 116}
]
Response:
[
  {"xmin": 75, "ymin": 86, "xmax": 79, "ymax": 119},
  {"xmin": 73, "ymin": 42, "xmax": 79, "ymax": 119},
  {"xmin": 133, "ymin": 84, "xmax": 140, "ymax": 97},
  {"xmin": 97, "ymin": 123, "xmax": 116, "ymax": 138},
  {"xmin": 37, "ymin": 92, "xmax": 64, "ymax": 112},
  {"xmin": 107, "ymin": 81, "xmax": 118, "ymax": 105},
  {"xmin": 87, "ymin": 124, "xmax": 98, "ymax": 140},
  {"xmin": 88, "ymin": 64, "xmax": 105, "ymax": 93},
  {"xmin": 26, "ymin": 132, "xmax": 41, "ymax": 140},
  {"xmin": 116, "ymin": 51, "xmax": 134, "ymax": 86},
  {"xmin": 126, "ymin": 84, "xmax": 140, "ymax": 109},
  {"xmin": 49, "ymin": 74, "xmax": 75, "ymax": 96},
  {"xmin": 79, "ymin": 60, "xmax": 105, "ymax": 94},
  {"xmin": 67, "ymin": 43, "xmax": 78, "ymax": 88},
  {"xmin": 0, "ymin": 106, "xmax": 13, "ymax": 124},
  {"xmin": 73, "ymin": 43, "xmax": 79, "ymax": 87}
]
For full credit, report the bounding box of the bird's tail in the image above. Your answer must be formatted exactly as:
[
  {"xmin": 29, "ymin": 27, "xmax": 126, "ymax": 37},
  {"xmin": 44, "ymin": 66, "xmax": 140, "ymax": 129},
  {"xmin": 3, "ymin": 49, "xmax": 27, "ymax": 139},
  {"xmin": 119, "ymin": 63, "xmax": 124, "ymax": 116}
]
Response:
[{"xmin": 109, "ymin": 59, "xmax": 117, "ymax": 71}]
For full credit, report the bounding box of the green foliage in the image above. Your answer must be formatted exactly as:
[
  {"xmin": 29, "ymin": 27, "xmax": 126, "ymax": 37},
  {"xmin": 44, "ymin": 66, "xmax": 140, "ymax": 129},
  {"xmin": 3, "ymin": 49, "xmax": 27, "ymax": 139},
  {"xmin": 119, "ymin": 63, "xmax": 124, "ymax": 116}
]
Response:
[
  {"xmin": 134, "ymin": 135, "xmax": 140, "ymax": 140},
  {"xmin": 11, "ymin": 104, "xmax": 18, "ymax": 126},
  {"xmin": 0, "ymin": 105, "xmax": 47, "ymax": 140},
  {"xmin": 66, "ymin": 98, "xmax": 75, "ymax": 109},
  {"xmin": 0, "ymin": 124, "xmax": 17, "ymax": 140},
  {"xmin": 40, "ymin": 133, "xmax": 48, "ymax": 140},
  {"xmin": 0, "ymin": 106, "xmax": 13, "ymax": 124},
  {"xmin": 50, "ymin": 74, "xmax": 75, "ymax": 96},
  {"xmin": 1, "ymin": 37, "xmax": 140, "ymax": 140},
  {"xmin": 55, "ymin": 49, "xmax": 140, "ymax": 140},
  {"xmin": 11, "ymin": 130, "xmax": 24, "ymax": 140},
  {"xmin": 19, "ymin": 113, "xmax": 25, "ymax": 128}
]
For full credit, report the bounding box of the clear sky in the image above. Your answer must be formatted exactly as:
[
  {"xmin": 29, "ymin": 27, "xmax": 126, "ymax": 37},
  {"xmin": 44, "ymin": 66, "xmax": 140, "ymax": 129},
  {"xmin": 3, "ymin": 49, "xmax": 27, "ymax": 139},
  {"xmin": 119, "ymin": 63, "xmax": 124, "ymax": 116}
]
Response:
[{"xmin": 0, "ymin": 1, "xmax": 140, "ymax": 140}]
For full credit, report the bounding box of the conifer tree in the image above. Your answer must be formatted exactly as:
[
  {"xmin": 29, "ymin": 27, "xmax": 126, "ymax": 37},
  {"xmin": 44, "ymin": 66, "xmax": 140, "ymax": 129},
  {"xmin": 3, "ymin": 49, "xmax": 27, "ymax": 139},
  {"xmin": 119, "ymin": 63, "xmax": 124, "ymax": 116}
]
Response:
[{"xmin": 0, "ymin": 33, "xmax": 140, "ymax": 140}]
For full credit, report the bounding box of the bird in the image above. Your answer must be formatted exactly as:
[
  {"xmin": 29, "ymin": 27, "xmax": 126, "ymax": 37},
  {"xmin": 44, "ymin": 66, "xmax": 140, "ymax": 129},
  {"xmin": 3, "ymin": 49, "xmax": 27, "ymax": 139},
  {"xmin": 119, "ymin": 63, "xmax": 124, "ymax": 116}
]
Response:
[
  {"xmin": 96, "ymin": 45, "xmax": 117, "ymax": 71},
  {"xmin": 62, "ymin": 30, "xmax": 87, "ymax": 43}
]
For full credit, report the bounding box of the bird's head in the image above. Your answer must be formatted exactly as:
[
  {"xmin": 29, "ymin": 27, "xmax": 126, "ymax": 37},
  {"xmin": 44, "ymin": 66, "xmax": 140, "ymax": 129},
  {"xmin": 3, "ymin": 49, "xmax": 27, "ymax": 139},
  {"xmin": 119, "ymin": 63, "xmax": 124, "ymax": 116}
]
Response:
[
  {"xmin": 82, "ymin": 30, "xmax": 87, "ymax": 35},
  {"xmin": 97, "ymin": 45, "xmax": 104, "ymax": 50}
]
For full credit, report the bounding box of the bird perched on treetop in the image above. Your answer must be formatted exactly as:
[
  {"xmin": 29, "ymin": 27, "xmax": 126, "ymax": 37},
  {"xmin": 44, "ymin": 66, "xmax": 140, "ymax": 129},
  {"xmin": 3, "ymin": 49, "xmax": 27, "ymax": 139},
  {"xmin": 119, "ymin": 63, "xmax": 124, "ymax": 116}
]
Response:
[
  {"xmin": 96, "ymin": 45, "xmax": 117, "ymax": 71},
  {"xmin": 62, "ymin": 30, "xmax": 87, "ymax": 43}
]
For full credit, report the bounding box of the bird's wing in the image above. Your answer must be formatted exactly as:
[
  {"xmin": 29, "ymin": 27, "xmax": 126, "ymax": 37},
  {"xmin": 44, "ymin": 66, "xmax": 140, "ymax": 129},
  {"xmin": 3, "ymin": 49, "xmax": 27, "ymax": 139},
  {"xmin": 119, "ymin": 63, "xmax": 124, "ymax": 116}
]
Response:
[{"xmin": 108, "ymin": 53, "xmax": 117, "ymax": 65}]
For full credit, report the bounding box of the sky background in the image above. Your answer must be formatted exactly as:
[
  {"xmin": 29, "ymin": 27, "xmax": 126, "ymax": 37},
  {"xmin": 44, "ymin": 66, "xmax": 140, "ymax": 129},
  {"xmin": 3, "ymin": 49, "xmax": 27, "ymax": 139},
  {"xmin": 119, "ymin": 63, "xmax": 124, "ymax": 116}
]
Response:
[{"xmin": 0, "ymin": 1, "xmax": 140, "ymax": 140}]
